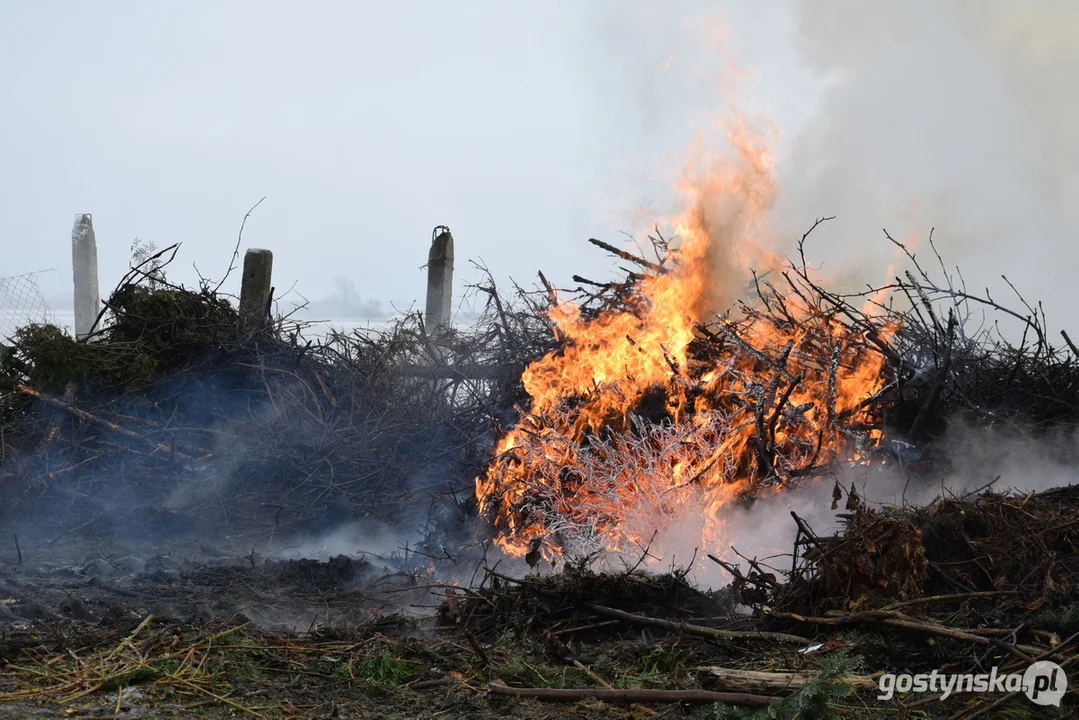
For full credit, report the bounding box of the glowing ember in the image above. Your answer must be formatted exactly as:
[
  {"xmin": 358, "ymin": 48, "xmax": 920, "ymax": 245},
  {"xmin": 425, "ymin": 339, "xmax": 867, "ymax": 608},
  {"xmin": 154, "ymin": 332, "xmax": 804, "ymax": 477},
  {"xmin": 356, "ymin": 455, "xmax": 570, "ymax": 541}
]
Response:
[{"xmin": 476, "ymin": 110, "xmax": 895, "ymax": 563}]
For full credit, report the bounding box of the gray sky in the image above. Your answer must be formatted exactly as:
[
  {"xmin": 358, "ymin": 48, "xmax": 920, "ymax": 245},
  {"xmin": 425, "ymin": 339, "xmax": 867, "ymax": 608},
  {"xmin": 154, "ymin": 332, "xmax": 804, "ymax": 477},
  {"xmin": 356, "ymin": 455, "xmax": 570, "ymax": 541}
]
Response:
[
  {"xmin": 0, "ymin": 1, "xmax": 816, "ymax": 312},
  {"xmin": 2, "ymin": 1, "xmax": 1076, "ymax": 331}
]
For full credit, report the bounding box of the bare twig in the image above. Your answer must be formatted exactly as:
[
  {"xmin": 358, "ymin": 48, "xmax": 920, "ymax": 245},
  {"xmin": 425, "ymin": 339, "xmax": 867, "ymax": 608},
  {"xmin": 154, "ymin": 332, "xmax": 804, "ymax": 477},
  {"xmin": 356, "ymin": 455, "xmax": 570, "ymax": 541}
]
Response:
[{"xmin": 214, "ymin": 197, "xmax": 266, "ymax": 293}]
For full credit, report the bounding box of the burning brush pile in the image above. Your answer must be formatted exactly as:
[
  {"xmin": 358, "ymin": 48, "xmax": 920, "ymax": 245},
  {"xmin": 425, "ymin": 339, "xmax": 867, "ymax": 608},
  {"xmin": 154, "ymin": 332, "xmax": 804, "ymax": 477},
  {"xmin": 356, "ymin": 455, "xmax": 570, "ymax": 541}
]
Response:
[
  {"xmin": 476, "ymin": 219, "xmax": 1079, "ymax": 574},
  {"xmin": 477, "ymin": 224, "xmax": 895, "ymax": 562}
]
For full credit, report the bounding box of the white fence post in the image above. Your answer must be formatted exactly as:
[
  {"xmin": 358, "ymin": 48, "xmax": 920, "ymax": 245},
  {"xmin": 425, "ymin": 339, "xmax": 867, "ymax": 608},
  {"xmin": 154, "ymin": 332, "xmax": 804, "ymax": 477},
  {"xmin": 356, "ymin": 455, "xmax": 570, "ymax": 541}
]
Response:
[{"xmin": 71, "ymin": 214, "xmax": 100, "ymax": 340}]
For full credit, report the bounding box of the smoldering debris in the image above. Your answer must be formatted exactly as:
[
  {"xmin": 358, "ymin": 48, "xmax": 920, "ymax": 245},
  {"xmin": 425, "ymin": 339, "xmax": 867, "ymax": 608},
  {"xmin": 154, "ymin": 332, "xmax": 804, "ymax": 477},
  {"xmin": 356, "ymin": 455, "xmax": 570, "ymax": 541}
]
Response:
[
  {"xmin": 0, "ymin": 245, "xmax": 551, "ymax": 555},
  {"xmin": 0, "ymin": 550, "xmax": 395, "ymax": 629},
  {"xmin": 432, "ymin": 482, "xmax": 1079, "ymax": 717}
]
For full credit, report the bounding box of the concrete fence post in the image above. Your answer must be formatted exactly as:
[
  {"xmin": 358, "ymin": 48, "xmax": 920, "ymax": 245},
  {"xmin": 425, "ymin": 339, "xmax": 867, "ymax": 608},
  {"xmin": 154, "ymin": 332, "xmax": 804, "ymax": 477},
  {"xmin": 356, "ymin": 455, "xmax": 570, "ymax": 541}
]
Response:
[
  {"xmin": 71, "ymin": 213, "xmax": 100, "ymax": 340},
  {"xmin": 239, "ymin": 248, "xmax": 273, "ymax": 327},
  {"xmin": 425, "ymin": 226, "xmax": 454, "ymax": 337}
]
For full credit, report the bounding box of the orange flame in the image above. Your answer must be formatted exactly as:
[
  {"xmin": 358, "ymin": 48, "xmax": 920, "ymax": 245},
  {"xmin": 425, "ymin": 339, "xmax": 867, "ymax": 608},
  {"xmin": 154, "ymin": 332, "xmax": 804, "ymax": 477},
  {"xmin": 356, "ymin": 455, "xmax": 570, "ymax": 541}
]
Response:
[{"xmin": 476, "ymin": 109, "xmax": 893, "ymax": 563}]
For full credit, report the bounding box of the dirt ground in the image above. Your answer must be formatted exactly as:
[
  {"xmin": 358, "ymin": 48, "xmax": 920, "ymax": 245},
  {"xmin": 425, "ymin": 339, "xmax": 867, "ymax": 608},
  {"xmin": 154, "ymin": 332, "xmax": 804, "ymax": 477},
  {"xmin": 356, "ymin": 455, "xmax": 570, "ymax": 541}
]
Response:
[
  {"xmin": 0, "ymin": 522, "xmax": 780, "ymax": 719},
  {"xmin": 0, "ymin": 532, "xmax": 709, "ymax": 720},
  {"xmin": 1, "ymin": 512, "xmax": 1074, "ymax": 719}
]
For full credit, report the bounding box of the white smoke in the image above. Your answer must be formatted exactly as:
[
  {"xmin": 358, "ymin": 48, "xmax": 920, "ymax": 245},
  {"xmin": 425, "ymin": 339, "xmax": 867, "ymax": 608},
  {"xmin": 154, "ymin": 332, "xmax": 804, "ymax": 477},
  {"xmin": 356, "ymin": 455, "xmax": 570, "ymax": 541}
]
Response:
[
  {"xmin": 640, "ymin": 419, "xmax": 1079, "ymax": 589},
  {"xmin": 775, "ymin": 0, "xmax": 1079, "ymax": 328}
]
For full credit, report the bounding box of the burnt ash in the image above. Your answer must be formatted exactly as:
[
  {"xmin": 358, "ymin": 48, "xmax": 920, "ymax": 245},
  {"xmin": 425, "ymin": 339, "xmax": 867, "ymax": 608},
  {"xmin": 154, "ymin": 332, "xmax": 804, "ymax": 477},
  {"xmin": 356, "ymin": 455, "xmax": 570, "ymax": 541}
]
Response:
[{"xmin": 0, "ymin": 533, "xmax": 414, "ymax": 632}]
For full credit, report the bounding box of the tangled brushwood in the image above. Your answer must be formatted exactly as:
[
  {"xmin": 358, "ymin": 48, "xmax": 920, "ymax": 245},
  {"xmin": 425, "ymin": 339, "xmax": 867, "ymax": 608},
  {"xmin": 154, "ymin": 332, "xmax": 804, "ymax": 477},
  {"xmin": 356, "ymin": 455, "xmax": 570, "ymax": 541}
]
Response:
[
  {"xmin": 0, "ymin": 245, "xmax": 550, "ymax": 538},
  {"xmin": 478, "ymin": 227, "xmax": 897, "ymax": 560}
]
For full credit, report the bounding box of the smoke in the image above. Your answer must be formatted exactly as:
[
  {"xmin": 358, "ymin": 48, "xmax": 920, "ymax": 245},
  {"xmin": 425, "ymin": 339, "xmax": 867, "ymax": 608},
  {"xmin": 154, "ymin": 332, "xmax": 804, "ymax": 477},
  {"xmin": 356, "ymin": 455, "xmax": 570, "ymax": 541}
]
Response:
[
  {"xmin": 274, "ymin": 518, "xmax": 415, "ymax": 565},
  {"xmin": 249, "ymin": 2, "xmax": 1079, "ymax": 589},
  {"xmin": 580, "ymin": 1, "xmax": 1079, "ymax": 324},
  {"xmin": 775, "ymin": 0, "xmax": 1079, "ymax": 325},
  {"xmin": 633, "ymin": 418, "xmax": 1079, "ymax": 589}
]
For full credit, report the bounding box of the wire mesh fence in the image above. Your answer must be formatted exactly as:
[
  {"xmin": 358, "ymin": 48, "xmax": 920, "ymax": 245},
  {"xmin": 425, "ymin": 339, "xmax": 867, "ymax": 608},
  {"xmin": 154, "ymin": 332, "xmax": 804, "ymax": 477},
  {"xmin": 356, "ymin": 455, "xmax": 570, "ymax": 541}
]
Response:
[{"xmin": 0, "ymin": 272, "xmax": 58, "ymax": 342}]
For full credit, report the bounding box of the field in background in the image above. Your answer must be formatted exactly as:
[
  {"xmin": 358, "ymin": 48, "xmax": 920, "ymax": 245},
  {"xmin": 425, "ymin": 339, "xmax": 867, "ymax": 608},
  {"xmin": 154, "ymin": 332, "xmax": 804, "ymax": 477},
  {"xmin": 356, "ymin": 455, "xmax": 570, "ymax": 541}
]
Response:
[{"xmin": 3, "ymin": 309, "xmax": 399, "ymax": 343}]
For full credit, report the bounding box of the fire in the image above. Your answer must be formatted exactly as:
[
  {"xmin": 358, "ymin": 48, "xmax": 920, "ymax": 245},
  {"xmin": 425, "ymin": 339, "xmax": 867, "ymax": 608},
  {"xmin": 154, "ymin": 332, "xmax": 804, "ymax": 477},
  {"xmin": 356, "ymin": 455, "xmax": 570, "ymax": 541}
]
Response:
[{"xmin": 476, "ymin": 110, "xmax": 894, "ymax": 564}]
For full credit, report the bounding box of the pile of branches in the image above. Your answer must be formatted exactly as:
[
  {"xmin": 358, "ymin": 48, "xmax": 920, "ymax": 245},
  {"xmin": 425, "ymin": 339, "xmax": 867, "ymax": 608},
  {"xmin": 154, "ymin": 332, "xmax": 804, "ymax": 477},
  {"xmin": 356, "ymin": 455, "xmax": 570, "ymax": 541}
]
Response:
[
  {"xmin": 778, "ymin": 483, "xmax": 1079, "ymax": 615},
  {"xmin": 0, "ymin": 245, "xmax": 552, "ymax": 538},
  {"xmin": 435, "ymin": 481, "xmax": 1079, "ymax": 716},
  {"xmin": 479, "ymin": 229, "xmax": 900, "ymax": 558},
  {"xmin": 442, "ymin": 564, "xmax": 736, "ymax": 641},
  {"xmin": 715, "ymin": 222, "xmax": 1079, "ymax": 474},
  {"xmin": 479, "ymin": 222, "xmax": 1079, "ymax": 558},
  {"xmin": 870, "ymin": 231, "xmax": 1079, "ymax": 435},
  {"xmin": 714, "ymin": 482, "xmax": 1079, "ymax": 716}
]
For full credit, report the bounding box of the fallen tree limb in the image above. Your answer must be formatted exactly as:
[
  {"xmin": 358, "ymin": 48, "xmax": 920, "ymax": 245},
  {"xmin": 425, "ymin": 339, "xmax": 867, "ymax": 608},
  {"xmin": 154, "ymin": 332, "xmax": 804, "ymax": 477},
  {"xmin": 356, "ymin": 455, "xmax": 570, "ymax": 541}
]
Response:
[
  {"xmin": 572, "ymin": 659, "xmax": 613, "ymax": 690},
  {"xmin": 766, "ymin": 609, "xmax": 1043, "ymax": 659},
  {"xmin": 585, "ymin": 603, "xmax": 812, "ymax": 646},
  {"xmin": 880, "ymin": 590, "xmax": 1019, "ymax": 612},
  {"xmin": 697, "ymin": 666, "xmax": 877, "ymax": 694},
  {"xmin": 1062, "ymin": 329, "xmax": 1079, "ymax": 358},
  {"xmin": 570, "ymin": 660, "xmax": 660, "ymax": 718},
  {"xmin": 485, "ymin": 681, "xmax": 778, "ymax": 707},
  {"xmin": 16, "ymin": 384, "xmax": 195, "ymax": 461}
]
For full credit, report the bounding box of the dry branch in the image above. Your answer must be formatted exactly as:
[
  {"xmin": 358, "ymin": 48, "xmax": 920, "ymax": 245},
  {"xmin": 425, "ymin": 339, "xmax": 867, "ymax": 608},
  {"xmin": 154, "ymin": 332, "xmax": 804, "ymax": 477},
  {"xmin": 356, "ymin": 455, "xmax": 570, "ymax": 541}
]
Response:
[
  {"xmin": 765, "ymin": 609, "xmax": 1043, "ymax": 659},
  {"xmin": 15, "ymin": 384, "xmax": 194, "ymax": 461},
  {"xmin": 587, "ymin": 238, "xmax": 667, "ymax": 275},
  {"xmin": 585, "ymin": 603, "xmax": 811, "ymax": 646},
  {"xmin": 485, "ymin": 681, "xmax": 779, "ymax": 707}
]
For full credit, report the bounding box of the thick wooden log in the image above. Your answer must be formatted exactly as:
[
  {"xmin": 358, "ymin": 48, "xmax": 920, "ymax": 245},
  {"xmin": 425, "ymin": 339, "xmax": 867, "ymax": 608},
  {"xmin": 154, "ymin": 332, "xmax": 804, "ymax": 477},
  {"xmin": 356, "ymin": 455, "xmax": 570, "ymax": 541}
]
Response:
[{"xmin": 698, "ymin": 666, "xmax": 877, "ymax": 695}]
